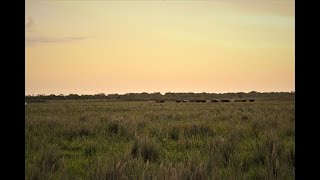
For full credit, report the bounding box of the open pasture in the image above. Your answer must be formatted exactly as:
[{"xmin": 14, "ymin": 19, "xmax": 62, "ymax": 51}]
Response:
[{"xmin": 25, "ymin": 99, "xmax": 295, "ymax": 179}]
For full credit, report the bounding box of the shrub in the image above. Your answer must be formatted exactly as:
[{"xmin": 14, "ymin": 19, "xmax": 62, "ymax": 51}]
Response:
[
  {"xmin": 84, "ymin": 142, "xmax": 98, "ymax": 157},
  {"xmin": 108, "ymin": 121, "xmax": 120, "ymax": 134},
  {"xmin": 131, "ymin": 138, "xmax": 160, "ymax": 162},
  {"xmin": 26, "ymin": 145, "xmax": 63, "ymax": 180},
  {"xmin": 180, "ymin": 154, "xmax": 207, "ymax": 180},
  {"xmin": 169, "ymin": 126, "xmax": 180, "ymax": 141},
  {"xmin": 39, "ymin": 145, "xmax": 62, "ymax": 173},
  {"xmin": 257, "ymin": 132, "xmax": 284, "ymax": 179},
  {"xmin": 208, "ymin": 136, "xmax": 238, "ymax": 168}
]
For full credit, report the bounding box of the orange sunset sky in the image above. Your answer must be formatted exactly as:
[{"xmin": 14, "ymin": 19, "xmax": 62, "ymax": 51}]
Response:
[{"xmin": 25, "ymin": 0, "xmax": 294, "ymax": 95}]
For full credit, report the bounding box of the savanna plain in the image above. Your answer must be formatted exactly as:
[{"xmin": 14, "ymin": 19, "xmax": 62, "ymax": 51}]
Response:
[{"xmin": 25, "ymin": 99, "xmax": 295, "ymax": 179}]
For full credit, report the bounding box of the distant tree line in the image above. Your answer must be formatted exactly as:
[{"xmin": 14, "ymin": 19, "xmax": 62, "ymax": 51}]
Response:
[{"xmin": 25, "ymin": 91, "xmax": 294, "ymax": 102}]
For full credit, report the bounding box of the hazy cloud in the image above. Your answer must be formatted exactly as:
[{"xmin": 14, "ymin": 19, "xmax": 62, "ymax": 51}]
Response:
[
  {"xmin": 25, "ymin": 17, "xmax": 91, "ymax": 46},
  {"xmin": 26, "ymin": 36, "xmax": 91, "ymax": 45}
]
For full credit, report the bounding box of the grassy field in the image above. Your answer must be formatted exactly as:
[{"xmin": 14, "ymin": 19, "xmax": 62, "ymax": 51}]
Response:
[{"xmin": 25, "ymin": 99, "xmax": 295, "ymax": 179}]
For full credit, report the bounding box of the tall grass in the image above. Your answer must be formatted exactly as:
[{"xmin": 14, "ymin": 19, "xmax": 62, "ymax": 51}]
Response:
[{"xmin": 26, "ymin": 100, "xmax": 295, "ymax": 179}]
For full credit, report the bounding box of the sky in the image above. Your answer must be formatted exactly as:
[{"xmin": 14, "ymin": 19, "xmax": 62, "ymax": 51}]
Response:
[{"xmin": 25, "ymin": 0, "xmax": 295, "ymax": 95}]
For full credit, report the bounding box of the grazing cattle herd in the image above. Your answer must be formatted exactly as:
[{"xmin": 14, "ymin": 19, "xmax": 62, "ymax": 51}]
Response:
[
  {"xmin": 154, "ymin": 99, "xmax": 255, "ymax": 103},
  {"xmin": 234, "ymin": 99, "xmax": 246, "ymax": 102},
  {"xmin": 25, "ymin": 99, "xmax": 255, "ymax": 105},
  {"xmin": 220, "ymin": 100, "xmax": 231, "ymax": 102}
]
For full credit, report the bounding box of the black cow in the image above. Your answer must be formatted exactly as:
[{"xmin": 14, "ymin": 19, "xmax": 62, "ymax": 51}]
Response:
[{"xmin": 234, "ymin": 99, "xmax": 247, "ymax": 102}]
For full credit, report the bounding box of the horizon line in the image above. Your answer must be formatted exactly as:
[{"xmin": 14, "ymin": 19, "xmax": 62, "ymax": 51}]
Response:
[{"xmin": 25, "ymin": 90, "xmax": 295, "ymax": 96}]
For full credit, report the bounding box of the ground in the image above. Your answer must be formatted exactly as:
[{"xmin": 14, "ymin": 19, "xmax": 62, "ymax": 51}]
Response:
[{"xmin": 25, "ymin": 99, "xmax": 295, "ymax": 179}]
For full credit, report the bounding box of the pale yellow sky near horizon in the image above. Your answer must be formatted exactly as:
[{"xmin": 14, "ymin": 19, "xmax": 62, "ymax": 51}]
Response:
[{"xmin": 25, "ymin": 0, "xmax": 294, "ymax": 95}]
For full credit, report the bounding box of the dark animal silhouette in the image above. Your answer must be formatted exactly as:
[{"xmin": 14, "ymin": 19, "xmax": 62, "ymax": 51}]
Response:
[{"xmin": 234, "ymin": 99, "xmax": 247, "ymax": 102}]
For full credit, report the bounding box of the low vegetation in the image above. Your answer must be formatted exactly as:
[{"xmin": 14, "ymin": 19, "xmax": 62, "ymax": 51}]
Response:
[{"xmin": 25, "ymin": 98, "xmax": 294, "ymax": 179}]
